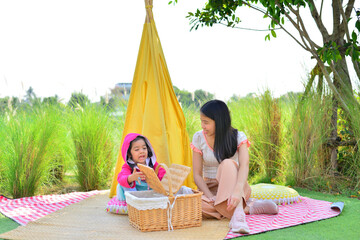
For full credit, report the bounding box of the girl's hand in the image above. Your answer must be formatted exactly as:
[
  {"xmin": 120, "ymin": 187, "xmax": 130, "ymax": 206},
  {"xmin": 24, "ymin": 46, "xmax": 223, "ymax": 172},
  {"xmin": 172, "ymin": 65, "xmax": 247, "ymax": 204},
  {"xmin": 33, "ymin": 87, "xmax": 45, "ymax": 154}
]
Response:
[
  {"xmin": 128, "ymin": 169, "xmax": 146, "ymax": 184},
  {"xmin": 226, "ymin": 189, "xmax": 243, "ymax": 211},
  {"xmin": 209, "ymin": 196, "xmax": 216, "ymax": 203}
]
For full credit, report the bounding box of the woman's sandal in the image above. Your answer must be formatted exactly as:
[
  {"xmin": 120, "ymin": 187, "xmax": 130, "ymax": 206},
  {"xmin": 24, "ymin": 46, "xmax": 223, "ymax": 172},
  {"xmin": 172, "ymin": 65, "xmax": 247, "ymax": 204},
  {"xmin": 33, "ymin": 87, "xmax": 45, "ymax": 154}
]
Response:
[
  {"xmin": 249, "ymin": 200, "xmax": 279, "ymax": 215},
  {"xmin": 229, "ymin": 207, "xmax": 250, "ymax": 234}
]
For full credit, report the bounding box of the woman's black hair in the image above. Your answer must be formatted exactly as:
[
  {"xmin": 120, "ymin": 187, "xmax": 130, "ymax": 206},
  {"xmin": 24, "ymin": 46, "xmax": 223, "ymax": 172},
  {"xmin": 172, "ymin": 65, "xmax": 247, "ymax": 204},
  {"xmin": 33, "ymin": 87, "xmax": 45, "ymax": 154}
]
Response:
[
  {"xmin": 127, "ymin": 136, "xmax": 153, "ymax": 170},
  {"xmin": 200, "ymin": 99, "xmax": 238, "ymax": 163}
]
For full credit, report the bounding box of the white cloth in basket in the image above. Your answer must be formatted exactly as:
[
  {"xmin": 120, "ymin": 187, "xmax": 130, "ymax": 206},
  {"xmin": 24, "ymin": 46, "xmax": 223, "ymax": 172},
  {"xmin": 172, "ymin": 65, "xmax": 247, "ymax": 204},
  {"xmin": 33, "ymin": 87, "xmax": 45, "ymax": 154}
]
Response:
[{"xmin": 125, "ymin": 186, "xmax": 193, "ymax": 210}]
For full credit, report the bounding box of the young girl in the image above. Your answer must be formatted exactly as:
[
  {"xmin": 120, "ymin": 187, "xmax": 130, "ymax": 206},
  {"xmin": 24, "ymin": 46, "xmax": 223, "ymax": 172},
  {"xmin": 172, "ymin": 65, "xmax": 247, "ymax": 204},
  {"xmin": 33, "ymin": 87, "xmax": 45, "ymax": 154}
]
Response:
[
  {"xmin": 191, "ymin": 100, "xmax": 279, "ymax": 234},
  {"xmin": 106, "ymin": 133, "xmax": 166, "ymax": 214}
]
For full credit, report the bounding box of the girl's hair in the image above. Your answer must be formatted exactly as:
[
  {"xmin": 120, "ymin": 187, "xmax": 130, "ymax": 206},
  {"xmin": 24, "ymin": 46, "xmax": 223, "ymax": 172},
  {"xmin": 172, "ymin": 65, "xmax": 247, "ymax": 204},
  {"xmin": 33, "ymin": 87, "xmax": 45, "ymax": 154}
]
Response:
[
  {"xmin": 200, "ymin": 100, "xmax": 238, "ymax": 163},
  {"xmin": 127, "ymin": 136, "xmax": 153, "ymax": 170}
]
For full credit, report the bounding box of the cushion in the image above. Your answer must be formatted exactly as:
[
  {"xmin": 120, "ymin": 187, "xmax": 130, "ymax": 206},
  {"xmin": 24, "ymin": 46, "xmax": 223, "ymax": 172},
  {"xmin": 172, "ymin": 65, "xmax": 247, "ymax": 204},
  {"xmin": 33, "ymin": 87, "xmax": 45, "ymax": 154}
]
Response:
[
  {"xmin": 250, "ymin": 183, "xmax": 301, "ymax": 205},
  {"xmin": 106, "ymin": 197, "xmax": 128, "ymax": 214}
]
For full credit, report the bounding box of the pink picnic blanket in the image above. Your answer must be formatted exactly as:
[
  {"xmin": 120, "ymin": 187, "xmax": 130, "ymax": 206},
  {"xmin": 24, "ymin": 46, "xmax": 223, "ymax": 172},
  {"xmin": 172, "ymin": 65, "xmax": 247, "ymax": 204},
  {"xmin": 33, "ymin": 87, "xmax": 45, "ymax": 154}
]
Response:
[
  {"xmin": 0, "ymin": 190, "xmax": 100, "ymax": 226},
  {"xmin": 225, "ymin": 196, "xmax": 343, "ymax": 239}
]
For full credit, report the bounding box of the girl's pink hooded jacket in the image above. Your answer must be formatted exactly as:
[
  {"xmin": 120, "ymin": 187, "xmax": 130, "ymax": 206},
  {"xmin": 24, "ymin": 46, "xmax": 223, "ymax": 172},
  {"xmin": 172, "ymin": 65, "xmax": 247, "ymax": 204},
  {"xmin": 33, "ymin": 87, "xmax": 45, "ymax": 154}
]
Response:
[{"xmin": 117, "ymin": 133, "xmax": 166, "ymax": 188}]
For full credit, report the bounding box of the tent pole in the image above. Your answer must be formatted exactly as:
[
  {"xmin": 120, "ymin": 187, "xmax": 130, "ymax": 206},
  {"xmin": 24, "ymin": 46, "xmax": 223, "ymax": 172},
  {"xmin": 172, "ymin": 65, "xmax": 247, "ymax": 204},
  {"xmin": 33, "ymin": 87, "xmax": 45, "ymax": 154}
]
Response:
[{"xmin": 145, "ymin": 0, "xmax": 153, "ymax": 23}]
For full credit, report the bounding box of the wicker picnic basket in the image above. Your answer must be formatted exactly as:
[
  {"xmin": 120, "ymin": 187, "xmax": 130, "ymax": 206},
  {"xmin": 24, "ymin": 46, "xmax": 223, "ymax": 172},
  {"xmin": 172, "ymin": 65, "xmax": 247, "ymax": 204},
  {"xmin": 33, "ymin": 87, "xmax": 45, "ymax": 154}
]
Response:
[{"xmin": 125, "ymin": 163, "xmax": 202, "ymax": 232}]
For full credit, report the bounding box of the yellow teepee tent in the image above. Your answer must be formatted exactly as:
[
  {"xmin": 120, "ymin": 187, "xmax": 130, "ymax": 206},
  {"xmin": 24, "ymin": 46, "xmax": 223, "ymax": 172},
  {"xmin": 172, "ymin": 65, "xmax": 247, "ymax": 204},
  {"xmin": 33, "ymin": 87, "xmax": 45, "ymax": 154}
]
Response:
[{"xmin": 109, "ymin": 0, "xmax": 195, "ymax": 197}]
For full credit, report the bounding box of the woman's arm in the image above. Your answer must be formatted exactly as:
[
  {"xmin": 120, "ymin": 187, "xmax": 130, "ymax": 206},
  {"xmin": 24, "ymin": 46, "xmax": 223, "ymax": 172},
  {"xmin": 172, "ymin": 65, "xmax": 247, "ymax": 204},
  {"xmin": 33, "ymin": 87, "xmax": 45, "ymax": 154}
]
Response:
[
  {"xmin": 227, "ymin": 144, "xmax": 250, "ymax": 210},
  {"xmin": 193, "ymin": 151, "xmax": 214, "ymax": 199}
]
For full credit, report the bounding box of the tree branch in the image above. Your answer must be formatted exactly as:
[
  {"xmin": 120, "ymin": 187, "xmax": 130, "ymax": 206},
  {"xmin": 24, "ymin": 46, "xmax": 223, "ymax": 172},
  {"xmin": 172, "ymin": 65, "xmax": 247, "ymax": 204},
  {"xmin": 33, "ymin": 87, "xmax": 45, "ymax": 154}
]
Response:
[
  {"xmin": 337, "ymin": 0, "xmax": 351, "ymax": 41},
  {"xmin": 344, "ymin": 0, "xmax": 355, "ymax": 20},
  {"xmin": 295, "ymin": 12, "xmax": 312, "ymax": 51},
  {"xmin": 320, "ymin": 0, "xmax": 325, "ymax": 19},
  {"xmin": 218, "ymin": 22, "xmax": 281, "ymax": 31},
  {"xmin": 238, "ymin": 0, "xmax": 308, "ymax": 50},
  {"xmin": 329, "ymin": 60, "xmax": 355, "ymax": 106},
  {"xmin": 307, "ymin": 0, "xmax": 330, "ymax": 40},
  {"xmin": 333, "ymin": 0, "xmax": 342, "ymax": 37},
  {"xmin": 312, "ymin": 53, "xmax": 350, "ymax": 114},
  {"xmin": 271, "ymin": 2, "xmax": 311, "ymax": 50},
  {"xmin": 288, "ymin": 4, "xmax": 321, "ymax": 49},
  {"xmin": 337, "ymin": 0, "xmax": 360, "ymax": 80}
]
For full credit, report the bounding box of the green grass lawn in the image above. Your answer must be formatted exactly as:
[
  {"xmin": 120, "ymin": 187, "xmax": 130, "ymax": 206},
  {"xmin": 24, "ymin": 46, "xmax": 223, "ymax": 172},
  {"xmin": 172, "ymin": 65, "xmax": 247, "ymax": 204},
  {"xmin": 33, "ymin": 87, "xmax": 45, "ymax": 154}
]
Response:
[
  {"xmin": 0, "ymin": 188, "xmax": 359, "ymax": 239},
  {"xmin": 0, "ymin": 213, "xmax": 18, "ymax": 236}
]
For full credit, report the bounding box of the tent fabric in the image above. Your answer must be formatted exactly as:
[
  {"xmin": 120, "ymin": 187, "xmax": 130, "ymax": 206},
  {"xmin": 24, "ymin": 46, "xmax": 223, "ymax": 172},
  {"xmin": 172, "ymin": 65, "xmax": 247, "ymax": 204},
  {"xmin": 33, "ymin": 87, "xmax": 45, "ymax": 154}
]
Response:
[{"xmin": 109, "ymin": 0, "xmax": 195, "ymax": 198}]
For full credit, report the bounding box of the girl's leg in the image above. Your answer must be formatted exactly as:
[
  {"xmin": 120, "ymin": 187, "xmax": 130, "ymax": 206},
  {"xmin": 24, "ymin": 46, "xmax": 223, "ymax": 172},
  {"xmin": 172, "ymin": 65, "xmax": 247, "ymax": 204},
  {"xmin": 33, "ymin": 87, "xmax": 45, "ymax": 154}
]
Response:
[
  {"xmin": 117, "ymin": 184, "xmax": 136, "ymax": 201},
  {"xmin": 229, "ymin": 203, "xmax": 250, "ymax": 234},
  {"xmin": 111, "ymin": 184, "xmax": 134, "ymax": 214},
  {"xmin": 201, "ymin": 179, "xmax": 223, "ymax": 219},
  {"xmin": 213, "ymin": 159, "xmax": 251, "ymax": 219},
  {"xmin": 213, "ymin": 159, "xmax": 278, "ymax": 217},
  {"xmin": 247, "ymin": 200, "xmax": 279, "ymax": 215}
]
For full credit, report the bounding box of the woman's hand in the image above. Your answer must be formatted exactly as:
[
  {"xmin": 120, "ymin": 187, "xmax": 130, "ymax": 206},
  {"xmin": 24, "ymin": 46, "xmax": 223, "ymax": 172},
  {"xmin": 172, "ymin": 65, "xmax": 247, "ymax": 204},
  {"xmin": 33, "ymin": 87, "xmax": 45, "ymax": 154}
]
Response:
[
  {"xmin": 209, "ymin": 196, "xmax": 216, "ymax": 203},
  {"xmin": 226, "ymin": 188, "xmax": 243, "ymax": 211}
]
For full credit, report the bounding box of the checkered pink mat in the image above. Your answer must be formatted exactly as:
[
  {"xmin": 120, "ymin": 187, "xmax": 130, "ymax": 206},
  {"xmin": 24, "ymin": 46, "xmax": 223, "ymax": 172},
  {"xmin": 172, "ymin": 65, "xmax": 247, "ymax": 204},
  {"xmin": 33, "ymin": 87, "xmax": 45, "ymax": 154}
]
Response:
[
  {"xmin": 0, "ymin": 190, "xmax": 100, "ymax": 226},
  {"xmin": 225, "ymin": 196, "xmax": 343, "ymax": 239}
]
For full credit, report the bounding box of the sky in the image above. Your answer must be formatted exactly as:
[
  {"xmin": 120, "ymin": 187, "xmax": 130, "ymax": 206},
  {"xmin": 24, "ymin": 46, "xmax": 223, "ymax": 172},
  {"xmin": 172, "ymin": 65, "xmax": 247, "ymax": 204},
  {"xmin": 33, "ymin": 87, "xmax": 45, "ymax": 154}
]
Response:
[{"xmin": 0, "ymin": 1, "xmax": 325, "ymax": 102}]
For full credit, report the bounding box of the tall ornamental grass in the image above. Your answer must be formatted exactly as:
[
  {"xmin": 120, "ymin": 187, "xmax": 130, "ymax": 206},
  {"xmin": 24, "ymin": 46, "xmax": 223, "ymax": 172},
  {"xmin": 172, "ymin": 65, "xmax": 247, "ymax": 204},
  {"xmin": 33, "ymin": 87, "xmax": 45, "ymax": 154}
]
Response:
[
  {"xmin": 0, "ymin": 115, "xmax": 6, "ymax": 194},
  {"xmin": 259, "ymin": 90, "xmax": 284, "ymax": 182},
  {"xmin": 45, "ymin": 106, "xmax": 74, "ymax": 184},
  {"xmin": 228, "ymin": 96, "xmax": 265, "ymax": 181},
  {"xmin": 182, "ymin": 104, "xmax": 201, "ymax": 141},
  {"xmin": 0, "ymin": 108, "xmax": 68, "ymax": 198},
  {"xmin": 288, "ymin": 91, "xmax": 332, "ymax": 187},
  {"xmin": 340, "ymin": 90, "xmax": 360, "ymax": 189},
  {"xmin": 69, "ymin": 104, "xmax": 116, "ymax": 191}
]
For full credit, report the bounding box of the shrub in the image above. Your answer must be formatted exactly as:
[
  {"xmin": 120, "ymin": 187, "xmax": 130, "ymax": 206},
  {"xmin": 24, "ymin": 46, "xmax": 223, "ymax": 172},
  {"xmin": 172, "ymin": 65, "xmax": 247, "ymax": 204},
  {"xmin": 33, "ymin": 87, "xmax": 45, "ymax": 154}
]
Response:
[
  {"xmin": 0, "ymin": 109, "xmax": 66, "ymax": 198},
  {"xmin": 69, "ymin": 105, "xmax": 116, "ymax": 191},
  {"xmin": 288, "ymin": 91, "xmax": 332, "ymax": 186}
]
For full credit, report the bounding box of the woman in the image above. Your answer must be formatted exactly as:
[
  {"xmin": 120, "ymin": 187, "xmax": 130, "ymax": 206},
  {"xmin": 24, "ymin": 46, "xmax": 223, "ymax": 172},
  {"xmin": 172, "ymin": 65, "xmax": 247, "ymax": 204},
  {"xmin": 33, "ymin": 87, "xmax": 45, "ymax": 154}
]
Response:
[{"xmin": 191, "ymin": 100, "xmax": 278, "ymax": 234}]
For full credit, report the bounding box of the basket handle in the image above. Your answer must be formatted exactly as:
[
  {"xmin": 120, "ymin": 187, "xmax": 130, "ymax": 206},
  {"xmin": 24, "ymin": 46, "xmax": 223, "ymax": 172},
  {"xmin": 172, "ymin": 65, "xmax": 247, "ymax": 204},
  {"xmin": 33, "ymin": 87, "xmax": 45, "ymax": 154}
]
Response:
[{"xmin": 159, "ymin": 163, "xmax": 173, "ymax": 197}]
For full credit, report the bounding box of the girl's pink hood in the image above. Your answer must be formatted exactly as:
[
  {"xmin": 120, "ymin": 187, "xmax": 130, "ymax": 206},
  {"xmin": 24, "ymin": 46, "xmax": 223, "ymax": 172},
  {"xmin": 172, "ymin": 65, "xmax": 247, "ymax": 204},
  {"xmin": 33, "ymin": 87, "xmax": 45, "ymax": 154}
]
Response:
[{"xmin": 121, "ymin": 133, "xmax": 157, "ymax": 166}]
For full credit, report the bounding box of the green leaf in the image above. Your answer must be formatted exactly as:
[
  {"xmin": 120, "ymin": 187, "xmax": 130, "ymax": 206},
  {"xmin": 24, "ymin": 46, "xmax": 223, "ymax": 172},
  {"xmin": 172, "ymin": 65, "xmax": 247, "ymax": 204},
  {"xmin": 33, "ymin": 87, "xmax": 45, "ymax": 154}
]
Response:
[
  {"xmin": 265, "ymin": 34, "xmax": 270, "ymax": 41},
  {"xmin": 352, "ymin": 31, "xmax": 357, "ymax": 42},
  {"xmin": 356, "ymin": 20, "xmax": 360, "ymax": 32},
  {"xmin": 271, "ymin": 20, "xmax": 275, "ymax": 29},
  {"xmin": 346, "ymin": 47, "xmax": 351, "ymax": 56},
  {"xmin": 281, "ymin": 17, "xmax": 284, "ymax": 25},
  {"xmin": 168, "ymin": 1, "xmax": 173, "ymax": 5},
  {"xmin": 270, "ymin": 0, "xmax": 275, "ymax": 10},
  {"xmin": 271, "ymin": 29, "xmax": 277, "ymax": 38},
  {"xmin": 308, "ymin": 2, "xmax": 314, "ymax": 12},
  {"xmin": 335, "ymin": 54, "xmax": 342, "ymax": 62},
  {"xmin": 352, "ymin": 46, "xmax": 360, "ymax": 61}
]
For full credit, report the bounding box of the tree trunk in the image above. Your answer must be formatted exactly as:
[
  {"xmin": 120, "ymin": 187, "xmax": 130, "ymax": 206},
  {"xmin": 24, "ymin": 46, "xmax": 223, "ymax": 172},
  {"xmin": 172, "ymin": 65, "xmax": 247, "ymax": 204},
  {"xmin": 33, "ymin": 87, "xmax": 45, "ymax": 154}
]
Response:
[
  {"xmin": 327, "ymin": 36, "xmax": 355, "ymax": 175},
  {"xmin": 330, "ymin": 96, "xmax": 338, "ymax": 174},
  {"xmin": 334, "ymin": 49, "xmax": 353, "ymax": 98}
]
